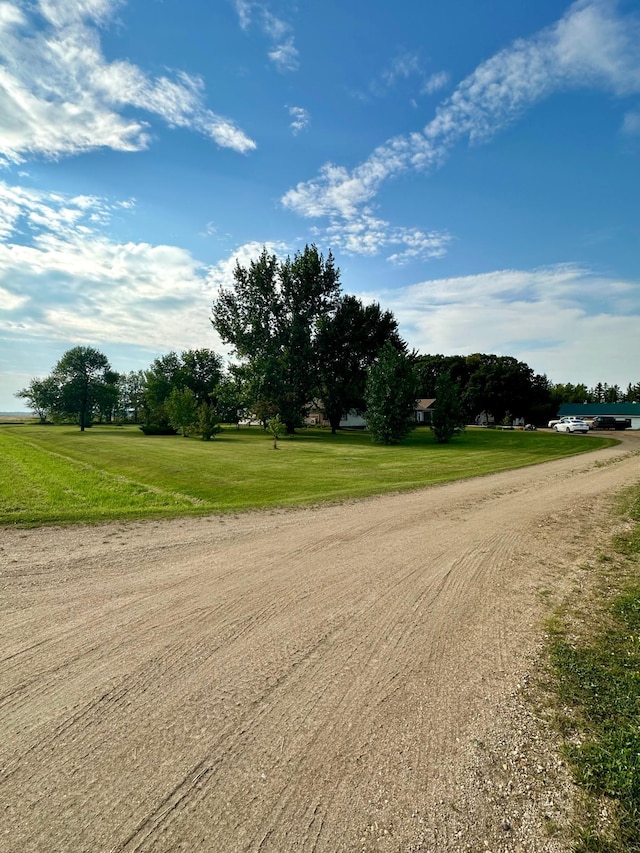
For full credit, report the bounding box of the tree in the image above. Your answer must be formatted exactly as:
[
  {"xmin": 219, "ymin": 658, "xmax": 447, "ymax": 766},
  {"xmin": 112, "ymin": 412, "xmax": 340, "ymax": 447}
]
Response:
[
  {"xmin": 215, "ymin": 373, "xmax": 246, "ymax": 427},
  {"xmin": 624, "ymin": 382, "xmax": 640, "ymax": 403},
  {"xmin": 414, "ymin": 354, "xmax": 470, "ymax": 398},
  {"xmin": 364, "ymin": 342, "xmax": 418, "ymax": 445},
  {"xmin": 180, "ymin": 349, "xmax": 224, "ymax": 407},
  {"xmin": 212, "ymin": 245, "xmax": 341, "ymax": 433},
  {"xmin": 117, "ymin": 370, "xmax": 146, "ymax": 423},
  {"xmin": 267, "ymin": 414, "xmax": 286, "ymax": 449},
  {"xmin": 143, "ymin": 351, "xmax": 185, "ymax": 427},
  {"xmin": 462, "ymin": 354, "xmax": 534, "ymax": 424},
  {"xmin": 165, "ymin": 387, "xmax": 197, "ymax": 437},
  {"xmin": 51, "ymin": 346, "xmax": 111, "ymax": 431},
  {"xmin": 95, "ymin": 370, "xmax": 121, "ymax": 423},
  {"xmin": 315, "ymin": 295, "xmax": 402, "ymax": 433},
  {"xmin": 430, "ymin": 373, "xmax": 466, "ymax": 443},
  {"xmin": 15, "ymin": 376, "xmax": 59, "ymax": 422},
  {"xmin": 143, "ymin": 349, "xmax": 224, "ymax": 428},
  {"xmin": 196, "ymin": 403, "xmax": 221, "ymax": 440}
]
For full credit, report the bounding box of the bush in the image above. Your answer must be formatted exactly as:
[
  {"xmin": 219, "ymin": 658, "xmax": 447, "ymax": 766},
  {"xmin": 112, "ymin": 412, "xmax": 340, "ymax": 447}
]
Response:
[{"xmin": 139, "ymin": 424, "xmax": 178, "ymax": 435}]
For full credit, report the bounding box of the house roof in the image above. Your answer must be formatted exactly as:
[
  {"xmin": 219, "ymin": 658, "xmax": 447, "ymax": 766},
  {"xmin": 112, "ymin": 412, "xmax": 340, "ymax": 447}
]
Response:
[
  {"xmin": 558, "ymin": 402, "xmax": 640, "ymax": 417},
  {"xmin": 416, "ymin": 398, "xmax": 436, "ymax": 411}
]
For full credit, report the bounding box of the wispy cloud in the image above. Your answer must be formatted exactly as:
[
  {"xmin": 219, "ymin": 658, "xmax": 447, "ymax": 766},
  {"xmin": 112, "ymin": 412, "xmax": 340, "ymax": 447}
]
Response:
[
  {"xmin": 380, "ymin": 52, "xmax": 423, "ymax": 88},
  {"xmin": 421, "ymin": 71, "xmax": 450, "ymax": 96},
  {"xmin": 282, "ymin": 0, "xmax": 640, "ymax": 258},
  {"xmin": 232, "ymin": 1, "xmax": 299, "ymax": 72},
  {"xmin": 0, "ymin": 0, "xmax": 256, "ymax": 164},
  {"xmin": 288, "ymin": 105, "xmax": 309, "ymax": 135},
  {"xmin": 357, "ymin": 264, "xmax": 640, "ymax": 387},
  {"xmin": 366, "ymin": 51, "xmax": 449, "ymax": 101},
  {"xmin": 623, "ymin": 109, "xmax": 640, "ymax": 134}
]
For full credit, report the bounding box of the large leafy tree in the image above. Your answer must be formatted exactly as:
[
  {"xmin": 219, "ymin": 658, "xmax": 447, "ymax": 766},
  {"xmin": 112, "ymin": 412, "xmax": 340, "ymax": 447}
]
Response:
[
  {"xmin": 315, "ymin": 295, "xmax": 402, "ymax": 433},
  {"xmin": 212, "ymin": 245, "xmax": 341, "ymax": 433},
  {"xmin": 180, "ymin": 349, "xmax": 225, "ymax": 407},
  {"xmin": 414, "ymin": 354, "xmax": 470, "ymax": 398},
  {"xmin": 364, "ymin": 342, "xmax": 418, "ymax": 445},
  {"xmin": 51, "ymin": 346, "xmax": 112, "ymax": 431},
  {"xmin": 143, "ymin": 349, "xmax": 224, "ymax": 428},
  {"xmin": 462, "ymin": 354, "xmax": 534, "ymax": 424},
  {"xmin": 15, "ymin": 376, "xmax": 60, "ymax": 422}
]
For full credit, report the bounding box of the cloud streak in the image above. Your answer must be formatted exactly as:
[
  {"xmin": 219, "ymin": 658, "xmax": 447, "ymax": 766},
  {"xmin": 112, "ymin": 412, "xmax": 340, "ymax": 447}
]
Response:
[
  {"xmin": 0, "ymin": 0, "xmax": 256, "ymax": 164},
  {"xmin": 282, "ymin": 0, "xmax": 640, "ymax": 258},
  {"xmin": 232, "ymin": 1, "xmax": 299, "ymax": 72}
]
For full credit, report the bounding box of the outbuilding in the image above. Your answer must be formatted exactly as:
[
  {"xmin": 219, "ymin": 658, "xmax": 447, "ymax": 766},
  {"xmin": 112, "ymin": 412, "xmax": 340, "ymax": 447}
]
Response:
[{"xmin": 557, "ymin": 402, "xmax": 640, "ymax": 430}]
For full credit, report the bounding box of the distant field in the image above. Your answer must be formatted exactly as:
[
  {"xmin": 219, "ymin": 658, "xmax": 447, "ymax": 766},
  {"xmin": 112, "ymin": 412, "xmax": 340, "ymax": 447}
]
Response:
[
  {"xmin": 0, "ymin": 412, "xmax": 34, "ymax": 423},
  {"xmin": 0, "ymin": 423, "xmax": 617, "ymax": 527}
]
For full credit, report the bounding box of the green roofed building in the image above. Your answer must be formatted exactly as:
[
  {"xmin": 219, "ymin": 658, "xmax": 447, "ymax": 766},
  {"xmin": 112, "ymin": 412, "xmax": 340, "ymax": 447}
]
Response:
[{"xmin": 557, "ymin": 402, "xmax": 640, "ymax": 430}]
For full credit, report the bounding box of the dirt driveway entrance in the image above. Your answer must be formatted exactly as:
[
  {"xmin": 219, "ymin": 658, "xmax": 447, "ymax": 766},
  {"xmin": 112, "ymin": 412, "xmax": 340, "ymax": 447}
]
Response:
[{"xmin": 2, "ymin": 434, "xmax": 640, "ymax": 852}]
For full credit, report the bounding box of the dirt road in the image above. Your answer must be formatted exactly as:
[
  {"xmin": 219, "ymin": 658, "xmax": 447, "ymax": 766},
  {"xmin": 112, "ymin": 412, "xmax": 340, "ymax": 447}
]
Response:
[{"xmin": 2, "ymin": 434, "xmax": 640, "ymax": 852}]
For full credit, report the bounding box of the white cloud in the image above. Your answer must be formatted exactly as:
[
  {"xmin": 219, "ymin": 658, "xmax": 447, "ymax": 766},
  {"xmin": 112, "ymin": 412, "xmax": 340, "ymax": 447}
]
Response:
[
  {"xmin": 0, "ymin": 0, "xmax": 256, "ymax": 164},
  {"xmin": 622, "ymin": 109, "xmax": 640, "ymax": 134},
  {"xmin": 0, "ymin": 181, "xmax": 218, "ymax": 355},
  {"xmin": 282, "ymin": 0, "xmax": 640, "ymax": 258},
  {"xmin": 288, "ymin": 105, "xmax": 309, "ymax": 135},
  {"xmin": 360, "ymin": 264, "xmax": 640, "ymax": 387},
  {"xmin": 324, "ymin": 211, "xmax": 451, "ymax": 263},
  {"xmin": 366, "ymin": 52, "xmax": 449, "ymax": 102},
  {"xmin": 381, "ymin": 52, "xmax": 422, "ymax": 87},
  {"xmin": 269, "ymin": 38, "xmax": 299, "ymax": 73},
  {"xmin": 0, "ymin": 283, "xmax": 26, "ymax": 310},
  {"xmin": 422, "ymin": 71, "xmax": 450, "ymax": 95},
  {"xmin": 232, "ymin": 0, "xmax": 253, "ymax": 30},
  {"xmin": 205, "ymin": 240, "xmax": 290, "ymax": 292},
  {"xmin": 232, "ymin": 1, "xmax": 299, "ymax": 72},
  {"xmin": 0, "ymin": 186, "xmax": 295, "ymax": 380},
  {"xmin": 37, "ymin": 0, "xmax": 119, "ymax": 27}
]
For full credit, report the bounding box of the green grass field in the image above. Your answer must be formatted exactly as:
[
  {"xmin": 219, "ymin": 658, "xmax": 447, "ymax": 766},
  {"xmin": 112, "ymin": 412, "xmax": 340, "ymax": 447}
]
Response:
[{"xmin": 0, "ymin": 422, "xmax": 616, "ymax": 527}]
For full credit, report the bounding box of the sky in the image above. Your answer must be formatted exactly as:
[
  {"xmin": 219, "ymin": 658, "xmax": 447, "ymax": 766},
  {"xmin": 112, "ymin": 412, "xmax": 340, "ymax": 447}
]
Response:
[{"xmin": 1, "ymin": 0, "xmax": 639, "ymax": 410}]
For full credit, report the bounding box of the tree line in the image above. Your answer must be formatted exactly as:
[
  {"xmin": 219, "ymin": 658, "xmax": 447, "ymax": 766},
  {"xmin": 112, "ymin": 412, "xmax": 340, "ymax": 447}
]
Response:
[{"xmin": 16, "ymin": 245, "xmax": 640, "ymax": 445}]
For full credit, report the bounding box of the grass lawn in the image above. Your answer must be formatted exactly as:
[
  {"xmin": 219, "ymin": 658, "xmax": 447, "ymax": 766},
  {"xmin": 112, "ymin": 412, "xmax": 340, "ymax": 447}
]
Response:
[
  {"xmin": 548, "ymin": 483, "xmax": 640, "ymax": 852},
  {"xmin": 0, "ymin": 422, "xmax": 617, "ymax": 527}
]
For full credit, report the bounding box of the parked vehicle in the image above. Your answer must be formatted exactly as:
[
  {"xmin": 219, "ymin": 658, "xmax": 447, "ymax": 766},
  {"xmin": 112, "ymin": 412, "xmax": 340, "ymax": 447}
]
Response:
[
  {"xmin": 548, "ymin": 418, "xmax": 561, "ymax": 428},
  {"xmin": 554, "ymin": 416, "xmax": 589, "ymax": 434},
  {"xmin": 590, "ymin": 416, "xmax": 631, "ymax": 431}
]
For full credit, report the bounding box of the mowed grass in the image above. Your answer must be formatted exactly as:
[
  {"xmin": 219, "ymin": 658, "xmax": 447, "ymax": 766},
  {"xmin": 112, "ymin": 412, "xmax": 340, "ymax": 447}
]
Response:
[{"xmin": 0, "ymin": 423, "xmax": 617, "ymax": 527}]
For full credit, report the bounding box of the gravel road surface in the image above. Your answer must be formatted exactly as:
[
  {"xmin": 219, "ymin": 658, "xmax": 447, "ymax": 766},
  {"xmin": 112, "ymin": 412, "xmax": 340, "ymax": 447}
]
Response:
[{"xmin": 2, "ymin": 432, "xmax": 639, "ymax": 852}]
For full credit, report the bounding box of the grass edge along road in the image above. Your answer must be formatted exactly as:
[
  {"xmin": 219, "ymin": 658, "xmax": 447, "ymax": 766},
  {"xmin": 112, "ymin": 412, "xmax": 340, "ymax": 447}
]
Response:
[
  {"xmin": 547, "ymin": 482, "xmax": 640, "ymax": 853},
  {"xmin": 1, "ymin": 422, "xmax": 616, "ymax": 527}
]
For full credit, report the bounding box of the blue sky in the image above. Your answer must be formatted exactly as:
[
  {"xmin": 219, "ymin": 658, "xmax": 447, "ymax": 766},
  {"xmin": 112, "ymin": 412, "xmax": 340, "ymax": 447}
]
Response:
[{"xmin": 1, "ymin": 0, "xmax": 639, "ymax": 410}]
